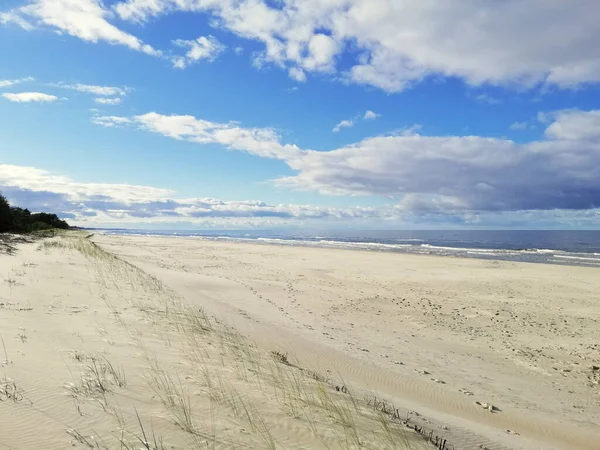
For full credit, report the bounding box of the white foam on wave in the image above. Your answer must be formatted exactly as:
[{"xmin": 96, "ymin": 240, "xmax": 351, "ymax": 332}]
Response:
[
  {"xmin": 317, "ymin": 240, "xmax": 412, "ymax": 250},
  {"xmin": 418, "ymin": 244, "xmax": 568, "ymax": 256},
  {"xmin": 101, "ymin": 230, "xmax": 600, "ymax": 268},
  {"xmin": 419, "ymin": 244, "xmax": 520, "ymax": 255},
  {"xmin": 554, "ymin": 254, "xmax": 600, "ymax": 262}
]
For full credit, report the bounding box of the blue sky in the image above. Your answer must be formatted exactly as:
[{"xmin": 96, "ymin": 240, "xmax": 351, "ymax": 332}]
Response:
[{"xmin": 1, "ymin": 0, "xmax": 600, "ymax": 229}]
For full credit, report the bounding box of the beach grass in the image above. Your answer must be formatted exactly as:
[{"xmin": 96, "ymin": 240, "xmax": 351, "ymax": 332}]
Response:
[{"xmin": 40, "ymin": 234, "xmax": 431, "ymax": 449}]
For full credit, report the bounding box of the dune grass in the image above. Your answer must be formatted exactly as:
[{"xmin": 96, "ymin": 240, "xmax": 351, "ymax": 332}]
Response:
[{"xmin": 42, "ymin": 234, "xmax": 433, "ymax": 450}]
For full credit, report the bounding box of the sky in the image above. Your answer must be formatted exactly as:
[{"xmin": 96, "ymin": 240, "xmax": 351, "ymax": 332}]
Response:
[{"xmin": 1, "ymin": 0, "xmax": 600, "ymax": 230}]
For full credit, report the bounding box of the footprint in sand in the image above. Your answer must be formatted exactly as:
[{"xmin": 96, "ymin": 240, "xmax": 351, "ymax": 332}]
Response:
[{"xmin": 475, "ymin": 401, "xmax": 501, "ymax": 412}]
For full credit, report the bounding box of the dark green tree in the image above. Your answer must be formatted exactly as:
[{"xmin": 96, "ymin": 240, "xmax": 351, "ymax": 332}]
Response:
[
  {"xmin": 9, "ymin": 206, "xmax": 32, "ymax": 232},
  {"xmin": 0, "ymin": 194, "xmax": 11, "ymax": 233},
  {"xmin": 0, "ymin": 192, "xmax": 70, "ymax": 233}
]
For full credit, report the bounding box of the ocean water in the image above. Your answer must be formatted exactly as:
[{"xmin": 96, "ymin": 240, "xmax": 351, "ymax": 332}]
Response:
[{"xmin": 95, "ymin": 229, "xmax": 600, "ymax": 267}]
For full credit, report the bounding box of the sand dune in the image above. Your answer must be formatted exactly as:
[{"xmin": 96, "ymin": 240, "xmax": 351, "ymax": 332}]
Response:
[
  {"xmin": 1, "ymin": 233, "xmax": 599, "ymax": 449},
  {"xmin": 0, "ymin": 234, "xmax": 433, "ymax": 450}
]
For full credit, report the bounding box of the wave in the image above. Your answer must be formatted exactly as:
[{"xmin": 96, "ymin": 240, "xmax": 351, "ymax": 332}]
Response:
[
  {"xmin": 419, "ymin": 244, "xmax": 523, "ymax": 255},
  {"xmin": 96, "ymin": 229, "xmax": 600, "ymax": 268},
  {"xmin": 418, "ymin": 244, "xmax": 569, "ymax": 256},
  {"xmin": 553, "ymin": 255, "xmax": 600, "ymax": 262},
  {"xmin": 317, "ymin": 239, "xmax": 411, "ymax": 249}
]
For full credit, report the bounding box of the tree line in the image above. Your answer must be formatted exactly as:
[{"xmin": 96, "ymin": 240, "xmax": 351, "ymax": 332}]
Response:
[{"xmin": 0, "ymin": 193, "xmax": 70, "ymax": 233}]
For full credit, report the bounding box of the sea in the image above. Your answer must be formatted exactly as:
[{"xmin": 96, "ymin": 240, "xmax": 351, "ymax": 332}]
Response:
[{"xmin": 94, "ymin": 229, "xmax": 600, "ymax": 268}]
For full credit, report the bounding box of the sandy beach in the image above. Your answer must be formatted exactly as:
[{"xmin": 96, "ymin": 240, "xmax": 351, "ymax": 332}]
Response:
[{"xmin": 1, "ymin": 233, "xmax": 599, "ymax": 450}]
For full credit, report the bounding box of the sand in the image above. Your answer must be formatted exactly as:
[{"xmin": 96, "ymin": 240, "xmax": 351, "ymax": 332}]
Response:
[{"xmin": 1, "ymin": 233, "xmax": 599, "ymax": 450}]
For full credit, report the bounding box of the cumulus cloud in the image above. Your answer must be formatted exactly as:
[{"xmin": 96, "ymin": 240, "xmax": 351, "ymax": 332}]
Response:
[
  {"xmin": 7, "ymin": 1, "xmax": 600, "ymax": 91},
  {"xmin": 109, "ymin": 0, "xmax": 600, "ymax": 92},
  {"xmin": 2, "ymin": 0, "xmax": 159, "ymax": 56},
  {"xmin": 93, "ymin": 109, "xmax": 600, "ymax": 213},
  {"xmin": 0, "ymin": 76, "xmax": 34, "ymax": 88},
  {"xmin": 1, "ymin": 92, "xmax": 58, "ymax": 102},
  {"xmin": 332, "ymin": 119, "xmax": 354, "ymax": 132},
  {"xmin": 172, "ymin": 35, "xmax": 225, "ymax": 68},
  {"xmin": 544, "ymin": 109, "xmax": 600, "ymax": 141},
  {"xmin": 0, "ymin": 164, "xmax": 400, "ymax": 227}
]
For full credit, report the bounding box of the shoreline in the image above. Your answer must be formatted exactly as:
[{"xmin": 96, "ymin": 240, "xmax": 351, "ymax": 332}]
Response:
[{"xmin": 94, "ymin": 230, "xmax": 600, "ymax": 269}]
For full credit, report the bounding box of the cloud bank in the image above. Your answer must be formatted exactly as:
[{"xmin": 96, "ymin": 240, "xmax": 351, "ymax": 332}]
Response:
[
  {"xmin": 0, "ymin": 164, "xmax": 400, "ymax": 227},
  {"xmin": 93, "ymin": 109, "xmax": 600, "ymax": 214},
  {"xmin": 2, "ymin": 163, "xmax": 598, "ymax": 229}
]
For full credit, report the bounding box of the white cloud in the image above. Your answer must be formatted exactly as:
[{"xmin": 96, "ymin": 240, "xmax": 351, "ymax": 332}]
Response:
[
  {"xmin": 93, "ymin": 109, "xmax": 600, "ymax": 213},
  {"xmin": 0, "ymin": 76, "xmax": 35, "ymax": 88},
  {"xmin": 172, "ymin": 35, "xmax": 225, "ymax": 68},
  {"xmin": 333, "ymin": 110, "xmax": 378, "ymax": 132},
  {"xmin": 474, "ymin": 93, "xmax": 502, "ymax": 104},
  {"xmin": 302, "ymin": 33, "xmax": 339, "ymax": 72},
  {"xmin": 0, "ymin": 163, "xmax": 401, "ymax": 227},
  {"xmin": 332, "ymin": 119, "xmax": 354, "ymax": 132},
  {"xmin": 2, "ymin": 163, "xmax": 599, "ymax": 229},
  {"xmin": 57, "ymin": 83, "xmax": 128, "ymax": 96},
  {"xmin": 109, "ymin": 0, "xmax": 600, "ymax": 92},
  {"xmin": 544, "ymin": 110, "xmax": 600, "ymax": 141},
  {"xmin": 95, "ymin": 112, "xmax": 302, "ymax": 160},
  {"xmin": 7, "ymin": 1, "xmax": 599, "ymax": 91},
  {"xmin": 234, "ymin": 46, "xmax": 244, "ymax": 55},
  {"xmin": 94, "ymin": 97, "xmax": 122, "ymax": 105},
  {"xmin": 0, "ymin": 164, "xmax": 171, "ymax": 202},
  {"xmin": 289, "ymin": 67, "xmax": 307, "ymax": 82},
  {"xmin": 509, "ymin": 121, "xmax": 528, "ymax": 131},
  {"xmin": 92, "ymin": 115, "xmax": 132, "ymax": 127},
  {"xmin": 1, "ymin": 92, "xmax": 58, "ymax": 102},
  {"xmin": 0, "ymin": 11, "xmax": 34, "ymax": 30},
  {"xmin": 2, "ymin": 0, "xmax": 160, "ymax": 56}
]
